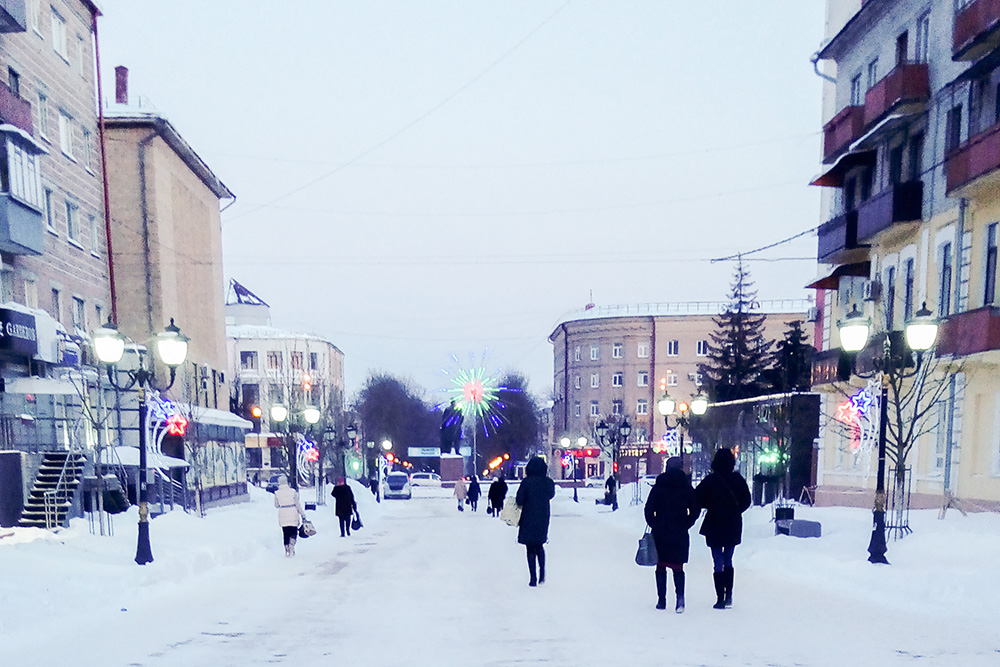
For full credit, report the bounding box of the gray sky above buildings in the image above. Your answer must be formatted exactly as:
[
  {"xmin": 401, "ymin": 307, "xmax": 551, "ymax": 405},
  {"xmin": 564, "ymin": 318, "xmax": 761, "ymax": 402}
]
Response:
[{"xmin": 96, "ymin": 1, "xmax": 825, "ymax": 400}]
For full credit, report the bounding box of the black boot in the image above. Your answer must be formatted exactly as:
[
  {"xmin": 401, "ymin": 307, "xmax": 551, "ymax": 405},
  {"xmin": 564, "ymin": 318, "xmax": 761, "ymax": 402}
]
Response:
[
  {"xmin": 713, "ymin": 572, "xmax": 726, "ymax": 609},
  {"xmin": 655, "ymin": 569, "xmax": 667, "ymax": 609},
  {"xmin": 723, "ymin": 566, "xmax": 734, "ymax": 607},
  {"xmin": 537, "ymin": 547, "xmax": 546, "ymax": 584},
  {"xmin": 527, "ymin": 549, "xmax": 538, "ymax": 587},
  {"xmin": 673, "ymin": 570, "xmax": 685, "ymax": 613}
]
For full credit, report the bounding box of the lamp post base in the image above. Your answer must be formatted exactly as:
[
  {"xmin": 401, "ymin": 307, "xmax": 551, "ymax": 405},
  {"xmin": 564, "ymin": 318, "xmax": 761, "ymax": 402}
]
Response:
[
  {"xmin": 135, "ymin": 508, "xmax": 153, "ymax": 565},
  {"xmin": 867, "ymin": 509, "xmax": 889, "ymax": 565}
]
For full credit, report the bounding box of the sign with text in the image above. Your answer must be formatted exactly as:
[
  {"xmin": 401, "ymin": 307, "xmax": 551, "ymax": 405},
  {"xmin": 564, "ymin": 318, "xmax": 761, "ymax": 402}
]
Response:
[
  {"xmin": 0, "ymin": 309, "xmax": 37, "ymax": 358},
  {"xmin": 408, "ymin": 447, "xmax": 441, "ymax": 458}
]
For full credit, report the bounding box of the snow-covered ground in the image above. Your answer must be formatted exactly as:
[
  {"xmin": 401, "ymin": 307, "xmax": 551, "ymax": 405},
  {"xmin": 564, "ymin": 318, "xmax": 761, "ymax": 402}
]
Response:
[{"xmin": 1, "ymin": 481, "xmax": 997, "ymax": 666}]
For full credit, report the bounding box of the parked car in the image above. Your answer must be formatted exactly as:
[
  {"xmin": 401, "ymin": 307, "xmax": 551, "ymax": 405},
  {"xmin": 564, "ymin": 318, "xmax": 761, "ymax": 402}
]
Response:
[
  {"xmin": 410, "ymin": 472, "xmax": 442, "ymax": 487},
  {"xmin": 384, "ymin": 472, "xmax": 412, "ymax": 499},
  {"xmin": 265, "ymin": 474, "xmax": 281, "ymax": 493},
  {"xmin": 642, "ymin": 474, "xmax": 659, "ymax": 487},
  {"xmin": 585, "ymin": 475, "xmax": 607, "ymax": 488}
]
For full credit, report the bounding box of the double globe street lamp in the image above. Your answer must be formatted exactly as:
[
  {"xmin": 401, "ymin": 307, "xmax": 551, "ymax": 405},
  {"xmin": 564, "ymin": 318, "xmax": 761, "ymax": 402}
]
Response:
[
  {"xmin": 93, "ymin": 319, "xmax": 189, "ymax": 566},
  {"xmin": 595, "ymin": 417, "xmax": 631, "ymax": 510},
  {"xmin": 838, "ymin": 301, "xmax": 938, "ymax": 564},
  {"xmin": 270, "ymin": 403, "xmax": 320, "ymax": 490},
  {"xmin": 657, "ymin": 390, "xmax": 709, "ymax": 472}
]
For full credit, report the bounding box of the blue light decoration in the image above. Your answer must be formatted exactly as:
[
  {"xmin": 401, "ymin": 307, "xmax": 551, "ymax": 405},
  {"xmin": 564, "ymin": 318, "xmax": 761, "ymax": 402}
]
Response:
[
  {"xmin": 850, "ymin": 388, "xmax": 874, "ymax": 415},
  {"xmin": 300, "ymin": 439, "xmax": 319, "ymax": 463},
  {"xmin": 561, "ymin": 453, "xmax": 573, "ymax": 468}
]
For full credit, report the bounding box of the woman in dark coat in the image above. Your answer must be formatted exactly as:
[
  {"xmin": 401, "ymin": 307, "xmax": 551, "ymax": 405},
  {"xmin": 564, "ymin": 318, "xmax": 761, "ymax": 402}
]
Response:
[
  {"xmin": 515, "ymin": 457, "xmax": 556, "ymax": 587},
  {"xmin": 467, "ymin": 476, "xmax": 481, "ymax": 511},
  {"xmin": 694, "ymin": 448, "xmax": 752, "ymax": 609},
  {"xmin": 331, "ymin": 477, "xmax": 358, "ymax": 537},
  {"xmin": 488, "ymin": 475, "xmax": 508, "ymax": 518},
  {"xmin": 644, "ymin": 457, "xmax": 698, "ymax": 612}
]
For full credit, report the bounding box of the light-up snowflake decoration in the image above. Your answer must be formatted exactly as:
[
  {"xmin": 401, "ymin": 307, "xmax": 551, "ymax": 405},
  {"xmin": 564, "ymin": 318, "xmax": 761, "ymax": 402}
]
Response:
[{"xmin": 437, "ymin": 353, "xmax": 513, "ymax": 437}]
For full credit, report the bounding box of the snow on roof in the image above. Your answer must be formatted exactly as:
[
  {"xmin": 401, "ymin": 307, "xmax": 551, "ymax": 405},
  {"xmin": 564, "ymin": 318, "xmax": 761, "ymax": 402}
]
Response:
[
  {"xmin": 553, "ymin": 299, "xmax": 814, "ymax": 328},
  {"xmin": 226, "ymin": 324, "xmax": 341, "ymax": 350}
]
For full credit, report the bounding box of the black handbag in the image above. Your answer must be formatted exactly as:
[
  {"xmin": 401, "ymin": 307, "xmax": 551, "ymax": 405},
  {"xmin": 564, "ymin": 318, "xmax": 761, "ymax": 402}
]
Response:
[
  {"xmin": 351, "ymin": 514, "xmax": 362, "ymax": 531},
  {"xmin": 298, "ymin": 520, "xmax": 316, "ymax": 538},
  {"xmin": 635, "ymin": 527, "xmax": 657, "ymax": 566}
]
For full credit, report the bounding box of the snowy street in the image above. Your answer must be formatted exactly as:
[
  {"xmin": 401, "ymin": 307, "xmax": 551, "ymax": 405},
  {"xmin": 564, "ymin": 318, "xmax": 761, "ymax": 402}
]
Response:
[{"xmin": 2, "ymin": 481, "xmax": 998, "ymax": 667}]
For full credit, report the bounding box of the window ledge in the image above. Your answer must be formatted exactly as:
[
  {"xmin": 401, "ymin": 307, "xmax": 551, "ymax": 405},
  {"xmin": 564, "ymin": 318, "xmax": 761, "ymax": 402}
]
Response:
[
  {"xmin": 46, "ymin": 226, "xmax": 59, "ymax": 237},
  {"xmin": 67, "ymin": 238, "xmax": 85, "ymax": 251},
  {"xmin": 90, "ymin": 250, "xmax": 100, "ymax": 259}
]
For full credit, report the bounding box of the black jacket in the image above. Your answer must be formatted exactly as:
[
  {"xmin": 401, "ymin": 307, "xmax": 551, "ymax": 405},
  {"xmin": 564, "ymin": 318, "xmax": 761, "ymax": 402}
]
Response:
[
  {"xmin": 488, "ymin": 478, "xmax": 508, "ymax": 507},
  {"xmin": 644, "ymin": 468, "xmax": 698, "ymax": 564},
  {"xmin": 331, "ymin": 484, "xmax": 357, "ymax": 518},
  {"xmin": 694, "ymin": 455, "xmax": 752, "ymax": 548},
  {"xmin": 468, "ymin": 478, "xmax": 481, "ymax": 501},
  {"xmin": 515, "ymin": 458, "xmax": 555, "ymax": 546}
]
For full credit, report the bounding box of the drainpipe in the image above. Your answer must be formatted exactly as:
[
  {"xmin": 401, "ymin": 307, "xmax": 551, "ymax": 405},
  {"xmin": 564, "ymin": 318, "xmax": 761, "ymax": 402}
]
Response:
[
  {"xmin": 561, "ymin": 323, "xmax": 569, "ymax": 435},
  {"xmin": 138, "ymin": 126, "xmax": 161, "ymax": 336},
  {"xmin": 811, "ymin": 51, "xmax": 836, "ymax": 84},
  {"xmin": 92, "ymin": 13, "xmax": 118, "ymax": 323}
]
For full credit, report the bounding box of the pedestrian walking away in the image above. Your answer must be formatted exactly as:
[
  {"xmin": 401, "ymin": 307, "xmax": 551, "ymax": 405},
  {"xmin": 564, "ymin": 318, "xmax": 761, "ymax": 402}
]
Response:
[
  {"xmin": 488, "ymin": 474, "xmax": 508, "ymax": 518},
  {"xmin": 454, "ymin": 476, "xmax": 468, "ymax": 511},
  {"xmin": 515, "ymin": 457, "xmax": 555, "ymax": 587},
  {"xmin": 273, "ymin": 475, "xmax": 306, "ymax": 557},
  {"xmin": 604, "ymin": 475, "xmax": 619, "ymax": 511},
  {"xmin": 467, "ymin": 476, "xmax": 481, "ymax": 511},
  {"xmin": 644, "ymin": 457, "xmax": 698, "ymax": 612},
  {"xmin": 694, "ymin": 448, "xmax": 752, "ymax": 609},
  {"xmin": 331, "ymin": 477, "xmax": 358, "ymax": 537}
]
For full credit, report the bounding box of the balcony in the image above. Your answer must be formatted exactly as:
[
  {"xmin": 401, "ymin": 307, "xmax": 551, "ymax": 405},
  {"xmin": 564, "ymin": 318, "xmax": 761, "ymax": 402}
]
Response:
[
  {"xmin": 856, "ymin": 180, "xmax": 923, "ymax": 243},
  {"xmin": 0, "ymin": 80, "xmax": 32, "ymax": 135},
  {"xmin": 863, "ymin": 64, "xmax": 929, "ymax": 128},
  {"xmin": 811, "ymin": 348, "xmax": 848, "ymax": 386},
  {"xmin": 954, "ymin": 0, "xmax": 1000, "ymax": 61},
  {"xmin": 0, "ymin": 0, "xmax": 26, "ymax": 33},
  {"xmin": 818, "ymin": 210, "xmax": 867, "ymax": 264},
  {"xmin": 822, "ymin": 106, "xmax": 865, "ymax": 163},
  {"xmin": 0, "ymin": 194, "xmax": 43, "ymax": 255},
  {"xmin": 936, "ymin": 307, "xmax": 1000, "ymax": 357},
  {"xmin": 946, "ymin": 120, "xmax": 1000, "ymax": 194}
]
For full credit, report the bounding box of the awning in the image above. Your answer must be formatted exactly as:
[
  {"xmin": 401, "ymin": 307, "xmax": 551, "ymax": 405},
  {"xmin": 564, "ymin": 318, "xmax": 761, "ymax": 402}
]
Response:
[
  {"xmin": 3, "ymin": 376, "xmax": 78, "ymax": 395},
  {"xmin": 181, "ymin": 404, "xmax": 253, "ymax": 429},
  {"xmin": 0, "ymin": 124, "xmax": 49, "ymax": 155},
  {"xmin": 806, "ymin": 262, "xmax": 871, "ymax": 290},
  {"xmin": 811, "ymin": 150, "xmax": 876, "ymax": 187},
  {"xmin": 101, "ymin": 446, "xmax": 189, "ymax": 469}
]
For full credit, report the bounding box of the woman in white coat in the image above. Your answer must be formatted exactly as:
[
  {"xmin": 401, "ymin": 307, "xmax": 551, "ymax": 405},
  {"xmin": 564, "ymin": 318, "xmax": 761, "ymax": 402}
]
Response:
[{"xmin": 274, "ymin": 475, "xmax": 306, "ymax": 556}]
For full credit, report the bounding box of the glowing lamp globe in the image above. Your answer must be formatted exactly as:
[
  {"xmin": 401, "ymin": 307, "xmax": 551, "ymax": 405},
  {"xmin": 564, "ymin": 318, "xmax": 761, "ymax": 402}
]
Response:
[
  {"xmin": 657, "ymin": 396, "xmax": 676, "ymax": 417},
  {"xmin": 92, "ymin": 324, "xmax": 125, "ymax": 364},
  {"xmin": 155, "ymin": 319, "xmax": 189, "ymax": 368},
  {"xmin": 303, "ymin": 406, "xmax": 321, "ymax": 425},
  {"xmin": 838, "ymin": 305, "xmax": 871, "ymax": 353},
  {"xmin": 691, "ymin": 392, "xmax": 709, "ymax": 416},
  {"xmin": 270, "ymin": 404, "xmax": 288, "ymax": 423},
  {"xmin": 381, "ymin": 439, "xmax": 393, "ymax": 451},
  {"xmin": 905, "ymin": 303, "xmax": 938, "ymax": 352}
]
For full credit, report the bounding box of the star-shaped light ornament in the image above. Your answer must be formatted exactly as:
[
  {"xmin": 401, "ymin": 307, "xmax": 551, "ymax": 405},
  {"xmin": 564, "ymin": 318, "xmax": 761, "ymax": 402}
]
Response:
[{"xmin": 166, "ymin": 412, "xmax": 188, "ymax": 436}]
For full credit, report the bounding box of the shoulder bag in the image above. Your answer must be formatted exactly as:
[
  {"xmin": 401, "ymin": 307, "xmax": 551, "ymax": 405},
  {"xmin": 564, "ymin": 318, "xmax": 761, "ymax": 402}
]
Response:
[{"xmin": 635, "ymin": 526, "xmax": 658, "ymax": 566}]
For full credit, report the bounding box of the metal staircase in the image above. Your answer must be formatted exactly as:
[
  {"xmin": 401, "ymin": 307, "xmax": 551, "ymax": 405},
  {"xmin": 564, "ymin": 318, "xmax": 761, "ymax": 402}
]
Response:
[{"xmin": 18, "ymin": 452, "xmax": 86, "ymax": 529}]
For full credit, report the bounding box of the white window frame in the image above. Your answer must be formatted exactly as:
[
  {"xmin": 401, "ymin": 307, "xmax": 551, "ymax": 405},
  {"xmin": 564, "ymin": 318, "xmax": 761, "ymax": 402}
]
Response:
[
  {"xmin": 43, "ymin": 187, "xmax": 56, "ymax": 233},
  {"xmin": 667, "ymin": 340, "xmax": 679, "ymax": 356},
  {"xmin": 574, "ymin": 375, "xmax": 581, "ymax": 390},
  {"xmin": 65, "ymin": 201, "xmax": 80, "ymax": 245},
  {"xmin": 27, "ymin": 0, "xmax": 39, "ymax": 33},
  {"xmin": 89, "ymin": 214, "xmax": 100, "ymax": 255},
  {"xmin": 667, "ymin": 373, "xmax": 678, "ymax": 387},
  {"xmin": 590, "ymin": 373, "xmax": 599, "ymax": 389},
  {"xmin": 51, "ymin": 9, "xmax": 68, "ymax": 60},
  {"xmin": 51, "ymin": 287, "xmax": 61, "ymax": 323},
  {"xmin": 636, "ymin": 399, "xmax": 648, "ymax": 416},
  {"xmin": 24, "ymin": 277, "xmax": 38, "ymax": 309},
  {"xmin": 573, "ymin": 346, "xmax": 581, "ymax": 362},
  {"xmin": 637, "ymin": 371, "xmax": 649, "ymax": 387},
  {"xmin": 612, "ymin": 342, "xmax": 623, "ymax": 359},
  {"xmin": 637, "ymin": 343, "xmax": 649, "ymax": 358},
  {"xmin": 82, "ymin": 128, "xmax": 93, "ymax": 171},
  {"xmin": 58, "ymin": 111, "xmax": 74, "ymax": 158},
  {"xmin": 3, "ymin": 136, "xmax": 43, "ymax": 210},
  {"xmin": 915, "ymin": 12, "xmax": 930, "ymax": 63},
  {"xmin": 590, "ymin": 345, "xmax": 599, "ymax": 361},
  {"xmin": 77, "ymin": 34, "xmax": 86, "ymax": 77},
  {"xmin": 37, "ymin": 92, "xmax": 49, "ymax": 138},
  {"xmin": 612, "ymin": 372, "xmax": 623, "ymax": 387},
  {"xmin": 574, "ymin": 402, "xmax": 581, "ymax": 418},
  {"xmin": 612, "ymin": 400, "xmax": 623, "ymax": 415},
  {"xmin": 590, "ymin": 402, "xmax": 600, "ymax": 417},
  {"xmin": 696, "ymin": 340, "xmax": 709, "ymax": 357},
  {"xmin": 71, "ymin": 296, "xmax": 85, "ymax": 331}
]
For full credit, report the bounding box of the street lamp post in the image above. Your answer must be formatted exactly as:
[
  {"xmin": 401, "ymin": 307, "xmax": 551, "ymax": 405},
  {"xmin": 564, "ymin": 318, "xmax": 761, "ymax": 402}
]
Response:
[
  {"xmin": 574, "ymin": 436, "xmax": 587, "ymax": 503},
  {"xmin": 92, "ymin": 319, "xmax": 189, "ymax": 566},
  {"xmin": 271, "ymin": 404, "xmax": 320, "ymax": 490},
  {"xmin": 378, "ymin": 439, "xmax": 392, "ymax": 502},
  {"xmin": 838, "ymin": 302, "xmax": 938, "ymax": 565},
  {"xmin": 595, "ymin": 417, "xmax": 631, "ymax": 511},
  {"xmin": 657, "ymin": 391, "xmax": 709, "ymax": 473}
]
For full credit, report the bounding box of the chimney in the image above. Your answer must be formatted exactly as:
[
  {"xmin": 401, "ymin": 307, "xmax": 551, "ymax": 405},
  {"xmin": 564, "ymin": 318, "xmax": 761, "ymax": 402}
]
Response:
[{"xmin": 115, "ymin": 66, "xmax": 128, "ymax": 105}]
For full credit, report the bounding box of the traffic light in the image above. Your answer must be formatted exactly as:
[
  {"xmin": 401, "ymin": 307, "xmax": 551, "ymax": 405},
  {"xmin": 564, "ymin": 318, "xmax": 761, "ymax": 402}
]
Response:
[
  {"xmin": 249, "ymin": 405, "xmax": 262, "ymax": 433},
  {"xmin": 659, "ymin": 376, "xmax": 668, "ymax": 392},
  {"xmin": 302, "ymin": 373, "xmax": 312, "ymax": 393}
]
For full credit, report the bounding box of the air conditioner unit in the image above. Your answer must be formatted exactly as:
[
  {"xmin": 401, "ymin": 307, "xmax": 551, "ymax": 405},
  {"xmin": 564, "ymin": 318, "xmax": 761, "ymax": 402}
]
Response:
[
  {"xmin": 862, "ymin": 280, "xmax": 880, "ymax": 301},
  {"xmin": 806, "ymin": 307, "xmax": 819, "ymax": 322}
]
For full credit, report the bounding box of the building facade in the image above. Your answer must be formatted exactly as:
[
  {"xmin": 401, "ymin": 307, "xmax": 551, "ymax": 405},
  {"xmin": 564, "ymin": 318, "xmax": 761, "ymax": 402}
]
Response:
[
  {"xmin": 810, "ymin": 0, "xmax": 1000, "ymax": 510},
  {"xmin": 549, "ymin": 301, "xmax": 811, "ymax": 479}
]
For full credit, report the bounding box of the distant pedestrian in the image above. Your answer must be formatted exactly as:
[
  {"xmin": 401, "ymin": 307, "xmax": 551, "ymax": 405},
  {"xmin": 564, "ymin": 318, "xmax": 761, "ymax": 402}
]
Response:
[
  {"xmin": 604, "ymin": 475, "xmax": 618, "ymax": 510},
  {"xmin": 644, "ymin": 457, "xmax": 698, "ymax": 612},
  {"xmin": 694, "ymin": 448, "xmax": 752, "ymax": 609},
  {"xmin": 331, "ymin": 477, "xmax": 358, "ymax": 537},
  {"xmin": 454, "ymin": 476, "xmax": 468, "ymax": 511},
  {"xmin": 369, "ymin": 475, "xmax": 379, "ymax": 498},
  {"xmin": 488, "ymin": 475, "xmax": 508, "ymax": 518},
  {"xmin": 467, "ymin": 476, "xmax": 481, "ymax": 511},
  {"xmin": 273, "ymin": 475, "xmax": 306, "ymax": 557},
  {"xmin": 516, "ymin": 457, "xmax": 555, "ymax": 587}
]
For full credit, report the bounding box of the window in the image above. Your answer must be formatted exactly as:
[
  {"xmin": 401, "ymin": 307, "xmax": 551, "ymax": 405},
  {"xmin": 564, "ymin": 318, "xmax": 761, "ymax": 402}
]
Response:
[
  {"xmin": 7, "ymin": 67, "xmax": 19, "ymax": 97},
  {"xmin": 58, "ymin": 111, "xmax": 74, "ymax": 158},
  {"xmin": 612, "ymin": 400, "xmax": 623, "ymax": 415},
  {"xmin": 612, "ymin": 342, "xmax": 623, "ymax": 358},
  {"xmin": 612, "ymin": 372, "xmax": 623, "ymax": 387},
  {"xmin": 27, "ymin": 0, "xmax": 39, "ymax": 32},
  {"xmin": 268, "ymin": 383, "xmax": 284, "ymax": 404},
  {"xmin": 2, "ymin": 136, "xmax": 43, "ymax": 210},
  {"xmin": 889, "ymin": 143, "xmax": 904, "ymax": 184},
  {"xmin": 590, "ymin": 401, "xmax": 599, "ymax": 417},
  {"xmin": 590, "ymin": 345, "xmax": 599, "ymax": 361},
  {"xmin": 590, "ymin": 373, "xmax": 599, "ymax": 388},
  {"xmin": 636, "ymin": 399, "xmax": 648, "ymax": 416},
  {"xmin": 574, "ymin": 401, "xmax": 581, "ymax": 418},
  {"xmin": 867, "ymin": 58, "xmax": 879, "ymax": 90},
  {"xmin": 23, "ymin": 277, "xmax": 37, "ymax": 308},
  {"xmin": 310, "ymin": 352, "xmax": 319, "ymax": 370},
  {"xmin": 82, "ymin": 129, "xmax": 93, "ymax": 170},
  {"xmin": 666, "ymin": 340, "xmax": 679, "ymax": 356},
  {"xmin": 696, "ymin": 340, "xmax": 709, "ymax": 356},
  {"xmin": 850, "ymin": 73, "xmax": 862, "ymax": 105},
  {"xmin": 637, "ymin": 371, "xmax": 649, "ymax": 387},
  {"xmin": 89, "ymin": 215, "xmax": 100, "ymax": 254},
  {"xmin": 43, "ymin": 188, "xmax": 56, "ymax": 232},
  {"xmin": 77, "ymin": 34, "xmax": 86, "ymax": 77},
  {"xmin": 692, "ymin": 372, "xmax": 704, "ymax": 386},
  {"xmin": 667, "ymin": 373, "xmax": 678, "ymax": 387},
  {"xmin": 51, "ymin": 287, "xmax": 61, "ymax": 323},
  {"xmin": 895, "ymin": 31, "xmax": 908, "ymax": 65},
  {"xmin": 573, "ymin": 346, "xmax": 581, "ymax": 362},
  {"xmin": 986, "ymin": 223, "xmax": 998, "ymax": 306},
  {"xmin": 574, "ymin": 375, "xmax": 581, "ymax": 390},
  {"xmin": 908, "ymin": 132, "xmax": 924, "ymax": 181},
  {"xmin": 915, "ymin": 12, "xmax": 930, "ymax": 63},
  {"xmin": 903, "ymin": 258, "xmax": 915, "ymax": 321},
  {"xmin": 37, "ymin": 92, "xmax": 49, "ymax": 137},
  {"xmin": 637, "ymin": 343, "xmax": 649, "ymax": 358},
  {"xmin": 51, "ymin": 9, "xmax": 68, "ymax": 59},
  {"xmin": 65, "ymin": 201, "xmax": 80, "ymax": 243},
  {"xmin": 266, "ymin": 351, "xmax": 282, "ymax": 370},
  {"xmin": 939, "ymin": 242, "xmax": 953, "ymax": 317},
  {"xmin": 947, "ymin": 105, "xmax": 963, "ymax": 153},
  {"xmin": 240, "ymin": 351, "xmax": 258, "ymax": 370},
  {"xmin": 885, "ymin": 266, "xmax": 897, "ymax": 329},
  {"xmin": 291, "ymin": 351, "xmax": 303, "ymax": 370},
  {"xmin": 71, "ymin": 296, "xmax": 85, "ymax": 331},
  {"xmin": 0, "ymin": 267, "xmax": 11, "ymax": 302}
]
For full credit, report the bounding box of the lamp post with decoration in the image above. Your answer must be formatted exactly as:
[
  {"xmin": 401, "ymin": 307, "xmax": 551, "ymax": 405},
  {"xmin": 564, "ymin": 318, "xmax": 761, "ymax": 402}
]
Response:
[
  {"xmin": 657, "ymin": 377, "xmax": 709, "ymax": 474},
  {"xmin": 92, "ymin": 319, "xmax": 190, "ymax": 566}
]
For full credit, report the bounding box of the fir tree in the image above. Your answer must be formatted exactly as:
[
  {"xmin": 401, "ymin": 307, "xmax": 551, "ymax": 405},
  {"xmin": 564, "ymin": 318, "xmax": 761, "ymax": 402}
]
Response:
[
  {"xmin": 699, "ymin": 260, "xmax": 774, "ymax": 401},
  {"xmin": 767, "ymin": 320, "xmax": 816, "ymax": 393}
]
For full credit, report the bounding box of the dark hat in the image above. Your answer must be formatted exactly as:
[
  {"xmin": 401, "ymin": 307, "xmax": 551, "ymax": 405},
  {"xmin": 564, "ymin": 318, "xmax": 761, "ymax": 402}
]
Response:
[{"xmin": 665, "ymin": 456, "xmax": 683, "ymax": 471}]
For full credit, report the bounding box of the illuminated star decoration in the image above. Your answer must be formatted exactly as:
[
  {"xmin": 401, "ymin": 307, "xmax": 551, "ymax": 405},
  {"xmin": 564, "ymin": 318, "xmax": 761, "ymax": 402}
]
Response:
[
  {"xmin": 166, "ymin": 413, "xmax": 188, "ymax": 436},
  {"xmin": 438, "ymin": 355, "xmax": 514, "ymax": 437},
  {"xmin": 836, "ymin": 401, "xmax": 859, "ymax": 424},
  {"xmin": 850, "ymin": 388, "xmax": 874, "ymax": 415}
]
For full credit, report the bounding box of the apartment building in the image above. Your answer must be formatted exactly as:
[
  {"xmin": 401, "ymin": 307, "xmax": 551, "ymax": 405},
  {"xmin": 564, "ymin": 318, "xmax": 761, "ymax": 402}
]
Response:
[{"xmin": 810, "ymin": 0, "xmax": 1000, "ymax": 510}]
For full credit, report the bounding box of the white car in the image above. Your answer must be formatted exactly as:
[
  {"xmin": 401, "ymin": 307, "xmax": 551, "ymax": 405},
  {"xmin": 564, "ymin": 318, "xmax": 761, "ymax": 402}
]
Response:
[
  {"xmin": 410, "ymin": 472, "xmax": 442, "ymax": 487},
  {"xmin": 383, "ymin": 472, "xmax": 412, "ymax": 499},
  {"xmin": 585, "ymin": 476, "xmax": 607, "ymax": 488},
  {"xmin": 642, "ymin": 474, "xmax": 659, "ymax": 487}
]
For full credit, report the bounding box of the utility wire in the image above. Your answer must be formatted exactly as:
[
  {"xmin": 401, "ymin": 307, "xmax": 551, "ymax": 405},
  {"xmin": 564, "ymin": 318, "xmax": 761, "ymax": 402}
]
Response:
[{"xmin": 711, "ymin": 226, "xmax": 819, "ymax": 263}]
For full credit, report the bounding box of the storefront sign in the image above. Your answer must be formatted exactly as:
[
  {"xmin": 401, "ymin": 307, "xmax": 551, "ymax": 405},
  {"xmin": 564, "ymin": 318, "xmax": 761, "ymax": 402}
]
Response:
[
  {"xmin": 408, "ymin": 447, "xmax": 441, "ymax": 457},
  {"xmin": 0, "ymin": 309, "xmax": 37, "ymax": 357}
]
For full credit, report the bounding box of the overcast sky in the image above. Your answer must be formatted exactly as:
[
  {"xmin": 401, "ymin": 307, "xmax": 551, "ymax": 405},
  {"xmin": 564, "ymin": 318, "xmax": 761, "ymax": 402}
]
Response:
[{"xmin": 95, "ymin": 1, "xmax": 826, "ymax": 401}]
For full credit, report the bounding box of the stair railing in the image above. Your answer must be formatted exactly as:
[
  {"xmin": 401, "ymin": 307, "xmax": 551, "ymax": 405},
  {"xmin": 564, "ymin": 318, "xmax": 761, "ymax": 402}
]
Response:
[{"xmin": 43, "ymin": 453, "xmax": 78, "ymax": 529}]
